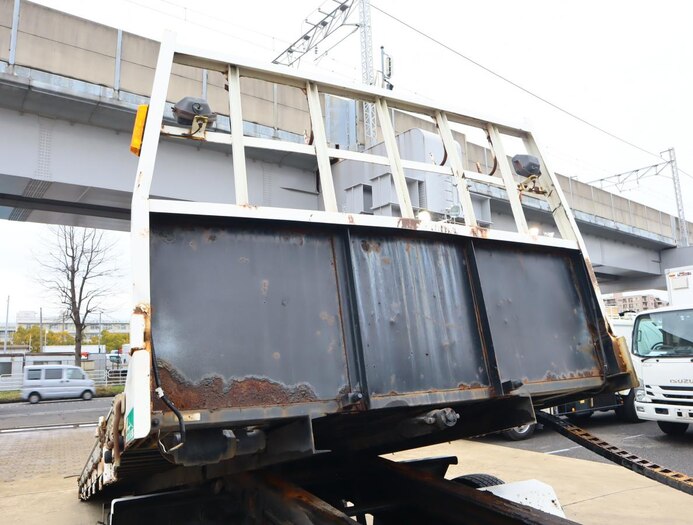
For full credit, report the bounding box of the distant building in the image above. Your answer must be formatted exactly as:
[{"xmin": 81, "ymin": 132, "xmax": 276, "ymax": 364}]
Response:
[
  {"xmin": 603, "ymin": 293, "xmax": 667, "ymax": 314},
  {"xmin": 1, "ymin": 312, "xmax": 129, "ymax": 347}
]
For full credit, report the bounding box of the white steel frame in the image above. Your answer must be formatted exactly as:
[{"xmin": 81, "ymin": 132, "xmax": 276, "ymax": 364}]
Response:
[{"xmin": 132, "ymin": 31, "xmax": 600, "ymax": 328}]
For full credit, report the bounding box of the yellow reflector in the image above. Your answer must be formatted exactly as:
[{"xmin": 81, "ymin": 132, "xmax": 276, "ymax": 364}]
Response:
[{"xmin": 130, "ymin": 104, "xmax": 149, "ymax": 156}]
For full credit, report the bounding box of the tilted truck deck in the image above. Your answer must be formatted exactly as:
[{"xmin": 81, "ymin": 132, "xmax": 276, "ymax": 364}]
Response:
[{"xmin": 78, "ymin": 32, "xmax": 643, "ymax": 523}]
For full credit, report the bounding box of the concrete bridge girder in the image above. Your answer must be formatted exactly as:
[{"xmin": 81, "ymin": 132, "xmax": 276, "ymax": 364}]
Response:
[{"xmin": 0, "ymin": 101, "xmax": 684, "ymax": 292}]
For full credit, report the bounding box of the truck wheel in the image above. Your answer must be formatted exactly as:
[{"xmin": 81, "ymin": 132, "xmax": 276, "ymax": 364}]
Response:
[
  {"xmin": 501, "ymin": 423, "xmax": 536, "ymax": 441},
  {"xmin": 657, "ymin": 421, "xmax": 689, "ymax": 435},
  {"xmin": 28, "ymin": 392, "xmax": 41, "ymax": 404},
  {"xmin": 81, "ymin": 390, "xmax": 93, "ymax": 401},
  {"xmin": 452, "ymin": 473, "xmax": 505, "ymax": 488},
  {"xmin": 616, "ymin": 391, "xmax": 641, "ymax": 423}
]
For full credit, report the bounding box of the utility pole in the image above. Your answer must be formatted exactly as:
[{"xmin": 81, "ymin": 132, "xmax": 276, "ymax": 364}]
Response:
[
  {"xmin": 99, "ymin": 312, "xmax": 103, "ymax": 353},
  {"xmin": 359, "ymin": 0, "xmax": 376, "ymax": 146},
  {"xmin": 3, "ymin": 296, "xmax": 8, "ymax": 352},
  {"xmin": 663, "ymin": 148, "xmax": 689, "ymax": 246},
  {"xmin": 39, "ymin": 307, "xmax": 43, "ymax": 353},
  {"xmin": 273, "ymin": 1, "xmax": 378, "ymax": 147}
]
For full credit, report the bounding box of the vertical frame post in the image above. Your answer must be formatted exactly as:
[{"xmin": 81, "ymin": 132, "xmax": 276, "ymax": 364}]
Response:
[
  {"xmin": 375, "ymin": 98, "xmax": 414, "ymax": 219},
  {"xmin": 464, "ymin": 241, "xmax": 504, "ymax": 395},
  {"xmin": 306, "ymin": 82, "xmax": 338, "ymax": 212},
  {"xmin": 522, "ymin": 133, "xmax": 581, "ymax": 244},
  {"xmin": 227, "ymin": 65, "xmax": 249, "ymax": 205},
  {"xmin": 131, "ymin": 31, "xmax": 176, "ymax": 308},
  {"xmin": 485, "ymin": 124, "xmax": 529, "ymax": 234},
  {"xmin": 435, "ymin": 111, "xmax": 477, "ymax": 227},
  {"xmin": 9, "ymin": 0, "xmax": 20, "ymax": 66},
  {"xmin": 114, "ymin": 30, "xmax": 123, "ymax": 92}
]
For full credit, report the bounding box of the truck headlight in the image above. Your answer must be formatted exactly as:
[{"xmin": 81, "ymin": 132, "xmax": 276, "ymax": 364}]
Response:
[{"xmin": 634, "ymin": 387, "xmax": 648, "ymax": 402}]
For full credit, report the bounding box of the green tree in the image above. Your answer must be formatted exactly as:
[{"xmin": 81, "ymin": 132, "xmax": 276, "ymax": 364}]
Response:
[
  {"xmin": 100, "ymin": 330, "xmax": 129, "ymax": 352},
  {"xmin": 45, "ymin": 331, "xmax": 75, "ymax": 346},
  {"xmin": 12, "ymin": 325, "xmax": 41, "ymax": 353}
]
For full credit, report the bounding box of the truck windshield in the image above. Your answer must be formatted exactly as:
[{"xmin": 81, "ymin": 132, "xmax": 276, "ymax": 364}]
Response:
[{"xmin": 633, "ymin": 309, "xmax": 693, "ymax": 358}]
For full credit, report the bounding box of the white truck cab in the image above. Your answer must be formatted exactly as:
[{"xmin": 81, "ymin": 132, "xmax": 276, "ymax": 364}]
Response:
[{"xmin": 633, "ymin": 266, "xmax": 693, "ymax": 435}]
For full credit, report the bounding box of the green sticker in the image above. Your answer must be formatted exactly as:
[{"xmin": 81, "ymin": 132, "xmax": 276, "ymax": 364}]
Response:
[{"xmin": 126, "ymin": 408, "xmax": 134, "ymax": 442}]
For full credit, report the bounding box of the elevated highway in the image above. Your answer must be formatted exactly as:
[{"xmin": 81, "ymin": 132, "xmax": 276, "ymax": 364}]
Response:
[{"xmin": 1, "ymin": 0, "xmax": 692, "ymax": 292}]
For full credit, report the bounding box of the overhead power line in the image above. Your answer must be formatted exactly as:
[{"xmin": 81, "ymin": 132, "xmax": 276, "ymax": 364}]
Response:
[
  {"xmin": 272, "ymin": 1, "xmax": 357, "ymax": 67},
  {"xmin": 587, "ymin": 161, "xmax": 670, "ymax": 190},
  {"xmin": 370, "ymin": 3, "xmax": 663, "ymax": 162}
]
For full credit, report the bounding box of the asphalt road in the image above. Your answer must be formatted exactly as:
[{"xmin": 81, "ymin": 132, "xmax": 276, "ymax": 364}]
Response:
[
  {"xmin": 0, "ymin": 397, "xmax": 113, "ymax": 430},
  {"xmin": 477, "ymin": 410, "xmax": 693, "ymax": 477}
]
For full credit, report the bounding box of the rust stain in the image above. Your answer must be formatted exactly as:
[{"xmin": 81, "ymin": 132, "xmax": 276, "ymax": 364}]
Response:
[
  {"xmin": 319, "ymin": 311, "xmax": 336, "ymax": 326},
  {"xmin": 360, "ymin": 240, "xmax": 381, "ymax": 253},
  {"xmin": 281, "ymin": 234, "xmax": 305, "ymax": 246},
  {"xmin": 156, "ymin": 365, "xmax": 319, "ymax": 410},
  {"xmin": 455, "ymin": 381, "xmax": 484, "ymax": 390},
  {"xmin": 347, "ymin": 214, "xmax": 355, "ymax": 224},
  {"xmin": 202, "ymin": 229, "xmax": 217, "ymax": 243},
  {"xmin": 381, "ymin": 256, "xmax": 391, "ymax": 265},
  {"xmin": 583, "ymin": 257, "xmax": 601, "ymax": 289},
  {"xmin": 470, "ymin": 226, "xmax": 489, "ymax": 238},
  {"xmin": 539, "ymin": 368, "xmax": 600, "ymax": 382},
  {"xmin": 260, "ymin": 279, "xmax": 269, "ymax": 296},
  {"xmin": 398, "ymin": 218, "xmax": 419, "ymax": 230}
]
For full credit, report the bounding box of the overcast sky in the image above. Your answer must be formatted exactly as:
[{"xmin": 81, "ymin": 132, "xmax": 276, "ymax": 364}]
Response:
[{"xmin": 2, "ymin": 0, "xmax": 691, "ymax": 322}]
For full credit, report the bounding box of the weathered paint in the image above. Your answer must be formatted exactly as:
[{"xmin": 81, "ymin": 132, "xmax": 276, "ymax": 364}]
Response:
[
  {"xmin": 147, "ymin": 213, "xmax": 616, "ymax": 421},
  {"xmin": 472, "ymin": 243, "xmax": 602, "ymax": 385},
  {"xmin": 156, "ymin": 365, "xmax": 320, "ymax": 411}
]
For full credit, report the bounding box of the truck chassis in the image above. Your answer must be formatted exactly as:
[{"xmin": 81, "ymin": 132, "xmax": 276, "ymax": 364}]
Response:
[{"xmin": 78, "ymin": 31, "xmax": 644, "ymax": 523}]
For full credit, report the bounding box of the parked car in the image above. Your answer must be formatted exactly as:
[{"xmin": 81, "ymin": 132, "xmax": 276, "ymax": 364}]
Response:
[{"xmin": 21, "ymin": 365, "xmax": 95, "ymax": 404}]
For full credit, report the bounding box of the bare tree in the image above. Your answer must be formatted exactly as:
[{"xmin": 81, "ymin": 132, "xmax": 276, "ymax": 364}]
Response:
[{"xmin": 39, "ymin": 226, "xmax": 116, "ymax": 366}]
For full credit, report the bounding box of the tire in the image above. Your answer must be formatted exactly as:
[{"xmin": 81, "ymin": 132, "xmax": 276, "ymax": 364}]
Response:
[
  {"xmin": 452, "ymin": 473, "xmax": 505, "ymax": 489},
  {"xmin": 501, "ymin": 423, "xmax": 536, "ymax": 441},
  {"xmin": 81, "ymin": 390, "xmax": 93, "ymax": 401},
  {"xmin": 616, "ymin": 391, "xmax": 641, "ymax": 423},
  {"xmin": 657, "ymin": 421, "xmax": 689, "ymax": 436},
  {"xmin": 28, "ymin": 392, "xmax": 41, "ymax": 404}
]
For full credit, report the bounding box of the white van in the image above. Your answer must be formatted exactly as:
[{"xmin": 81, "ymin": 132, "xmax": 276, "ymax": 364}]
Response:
[{"xmin": 21, "ymin": 365, "xmax": 96, "ymax": 404}]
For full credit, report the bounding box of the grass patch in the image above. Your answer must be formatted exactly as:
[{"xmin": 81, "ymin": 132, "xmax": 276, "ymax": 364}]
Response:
[
  {"xmin": 0, "ymin": 391, "xmax": 21, "ymax": 403},
  {"xmin": 0, "ymin": 385, "xmax": 123, "ymax": 403},
  {"xmin": 97, "ymin": 385, "xmax": 124, "ymax": 397}
]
